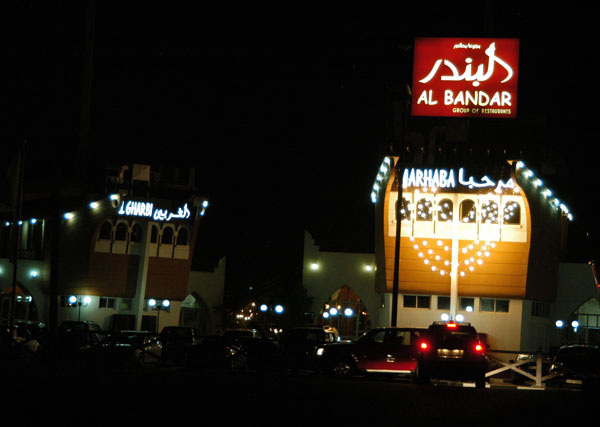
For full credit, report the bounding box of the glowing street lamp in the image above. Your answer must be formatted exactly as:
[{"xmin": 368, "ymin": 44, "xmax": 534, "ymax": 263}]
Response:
[
  {"xmin": 148, "ymin": 299, "xmax": 170, "ymax": 333},
  {"xmin": 69, "ymin": 295, "xmax": 91, "ymax": 321}
]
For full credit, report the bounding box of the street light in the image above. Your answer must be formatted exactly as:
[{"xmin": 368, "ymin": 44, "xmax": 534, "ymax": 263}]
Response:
[
  {"xmin": 148, "ymin": 299, "xmax": 170, "ymax": 333},
  {"xmin": 69, "ymin": 295, "xmax": 91, "ymax": 321}
]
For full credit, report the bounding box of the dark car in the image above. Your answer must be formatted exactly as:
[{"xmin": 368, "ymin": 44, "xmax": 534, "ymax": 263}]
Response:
[
  {"xmin": 279, "ymin": 326, "xmax": 339, "ymax": 371},
  {"xmin": 57, "ymin": 320, "xmax": 104, "ymax": 360},
  {"xmin": 548, "ymin": 345, "xmax": 600, "ymax": 391},
  {"xmin": 234, "ymin": 336, "xmax": 286, "ymax": 371},
  {"xmin": 417, "ymin": 321, "xmax": 488, "ymax": 388},
  {"xmin": 316, "ymin": 327, "xmax": 427, "ymax": 379},
  {"xmin": 80, "ymin": 330, "xmax": 162, "ymax": 368},
  {"xmin": 160, "ymin": 326, "xmax": 201, "ymax": 366},
  {"xmin": 0, "ymin": 321, "xmax": 46, "ymax": 361},
  {"xmin": 183, "ymin": 335, "xmax": 247, "ymax": 372}
]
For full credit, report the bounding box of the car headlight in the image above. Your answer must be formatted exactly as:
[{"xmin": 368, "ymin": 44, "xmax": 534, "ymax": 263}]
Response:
[{"xmin": 316, "ymin": 347, "xmax": 325, "ymax": 357}]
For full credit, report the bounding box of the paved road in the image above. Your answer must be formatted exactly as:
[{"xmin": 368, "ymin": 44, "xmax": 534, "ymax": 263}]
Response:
[{"xmin": 4, "ymin": 365, "xmax": 596, "ymax": 426}]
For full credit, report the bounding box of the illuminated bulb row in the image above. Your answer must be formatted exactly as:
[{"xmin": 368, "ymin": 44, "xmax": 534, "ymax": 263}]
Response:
[
  {"xmin": 457, "ymin": 240, "xmax": 495, "ymax": 276},
  {"xmin": 411, "ymin": 237, "xmax": 452, "ymax": 277},
  {"xmin": 410, "ymin": 237, "xmax": 495, "ymax": 277},
  {"xmin": 371, "ymin": 157, "xmax": 392, "ymax": 203},
  {"xmin": 516, "ymin": 161, "xmax": 573, "ymax": 221}
]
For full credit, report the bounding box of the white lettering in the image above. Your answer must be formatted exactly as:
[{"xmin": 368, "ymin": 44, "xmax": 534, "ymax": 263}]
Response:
[
  {"xmin": 403, "ymin": 168, "xmax": 457, "ymax": 189},
  {"xmin": 403, "ymin": 168, "xmax": 511, "ymax": 192},
  {"xmin": 417, "ymin": 89, "xmax": 438, "ymax": 105},
  {"xmin": 117, "ymin": 200, "xmax": 191, "ymax": 222},
  {"xmin": 444, "ymin": 90, "xmax": 511, "ymax": 107},
  {"xmin": 419, "ymin": 42, "xmax": 514, "ymax": 87}
]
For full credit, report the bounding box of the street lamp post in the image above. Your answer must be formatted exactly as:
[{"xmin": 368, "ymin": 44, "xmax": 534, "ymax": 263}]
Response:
[
  {"xmin": 69, "ymin": 295, "xmax": 91, "ymax": 321},
  {"xmin": 148, "ymin": 299, "xmax": 170, "ymax": 333}
]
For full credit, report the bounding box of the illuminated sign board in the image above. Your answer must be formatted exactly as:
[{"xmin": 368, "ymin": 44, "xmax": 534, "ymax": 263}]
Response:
[
  {"xmin": 117, "ymin": 200, "xmax": 191, "ymax": 222},
  {"xmin": 402, "ymin": 167, "xmax": 515, "ymax": 192},
  {"xmin": 411, "ymin": 37, "xmax": 520, "ymax": 118}
]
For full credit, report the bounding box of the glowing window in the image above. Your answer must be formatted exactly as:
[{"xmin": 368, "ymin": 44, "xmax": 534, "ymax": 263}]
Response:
[
  {"xmin": 396, "ymin": 197, "xmax": 412, "ymax": 221},
  {"xmin": 460, "ymin": 200, "xmax": 477, "ymax": 223},
  {"xmin": 481, "ymin": 200, "xmax": 499, "ymax": 224},
  {"xmin": 437, "ymin": 199, "xmax": 453, "ymax": 222},
  {"xmin": 416, "ymin": 198, "xmax": 433, "ymax": 221},
  {"xmin": 503, "ymin": 201, "xmax": 521, "ymax": 225}
]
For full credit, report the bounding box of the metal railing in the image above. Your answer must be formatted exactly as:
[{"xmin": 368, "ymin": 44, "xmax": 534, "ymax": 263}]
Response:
[{"xmin": 485, "ymin": 349, "xmax": 558, "ymax": 388}]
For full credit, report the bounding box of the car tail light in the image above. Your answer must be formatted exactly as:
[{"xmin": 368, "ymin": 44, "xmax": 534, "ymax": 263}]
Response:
[
  {"xmin": 419, "ymin": 341, "xmax": 429, "ymax": 351},
  {"xmin": 446, "ymin": 323, "xmax": 458, "ymax": 329},
  {"xmin": 474, "ymin": 343, "xmax": 484, "ymax": 352}
]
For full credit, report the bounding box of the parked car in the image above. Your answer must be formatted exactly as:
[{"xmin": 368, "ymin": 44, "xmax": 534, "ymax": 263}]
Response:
[
  {"xmin": 57, "ymin": 320, "xmax": 104, "ymax": 360},
  {"xmin": 510, "ymin": 352, "xmax": 552, "ymax": 384},
  {"xmin": 548, "ymin": 345, "xmax": 600, "ymax": 391},
  {"xmin": 80, "ymin": 330, "xmax": 162, "ymax": 368},
  {"xmin": 316, "ymin": 327, "xmax": 427, "ymax": 379},
  {"xmin": 223, "ymin": 328, "xmax": 262, "ymax": 338},
  {"xmin": 417, "ymin": 321, "xmax": 488, "ymax": 388},
  {"xmin": 160, "ymin": 326, "xmax": 202, "ymax": 366},
  {"xmin": 234, "ymin": 336, "xmax": 286, "ymax": 371},
  {"xmin": 183, "ymin": 335, "xmax": 247, "ymax": 372},
  {"xmin": 0, "ymin": 321, "xmax": 45, "ymax": 361},
  {"xmin": 279, "ymin": 326, "xmax": 339, "ymax": 371}
]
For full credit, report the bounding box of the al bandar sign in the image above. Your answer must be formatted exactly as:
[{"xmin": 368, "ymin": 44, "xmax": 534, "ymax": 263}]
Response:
[{"xmin": 411, "ymin": 37, "xmax": 520, "ymax": 119}]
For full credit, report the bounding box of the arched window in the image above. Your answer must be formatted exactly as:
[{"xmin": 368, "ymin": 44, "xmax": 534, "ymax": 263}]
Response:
[
  {"xmin": 460, "ymin": 200, "xmax": 477, "ymax": 223},
  {"xmin": 396, "ymin": 197, "xmax": 412, "ymax": 221},
  {"xmin": 437, "ymin": 199, "xmax": 453, "ymax": 222},
  {"xmin": 161, "ymin": 226, "xmax": 174, "ymax": 245},
  {"xmin": 176, "ymin": 227, "xmax": 188, "ymax": 246},
  {"xmin": 131, "ymin": 223, "xmax": 143, "ymax": 243},
  {"xmin": 115, "ymin": 223, "xmax": 129, "ymax": 241},
  {"xmin": 416, "ymin": 198, "xmax": 433, "ymax": 221},
  {"xmin": 98, "ymin": 221, "xmax": 113, "ymax": 240},
  {"xmin": 503, "ymin": 201, "xmax": 521, "ymax": 224},
  {"xmin": 481, "ymin": 200, "xmax": 499, "ymax": 224},
  {"xmin": 150, "ymin": 225, "xmax": 159, "ymax": 244}
]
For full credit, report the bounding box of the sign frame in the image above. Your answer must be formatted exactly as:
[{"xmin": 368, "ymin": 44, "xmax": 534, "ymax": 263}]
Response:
[{"xmin": 411, "ymin": 37, "xmax": 520, "ymax": 119}]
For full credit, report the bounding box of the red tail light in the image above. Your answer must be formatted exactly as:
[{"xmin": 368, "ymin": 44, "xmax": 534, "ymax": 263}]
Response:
[
  {"xmin": 474, "ymin": 343, "xmax": 484, "ymax": 352},
  {"xmin": 419, "ymin": 341, "xmax": 429, "ymax": 351},
  {"xmin": 446, "ymin": 323, "xmax": 458, "ymax": 329}
]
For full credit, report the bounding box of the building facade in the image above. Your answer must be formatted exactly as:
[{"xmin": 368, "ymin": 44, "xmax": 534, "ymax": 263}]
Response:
[
  {"xmin": 0, "ymin": 163, "xmax": 224, "ymax": 335},
  {"xmin": 303, "ymin": 157, "xmax": 599, "ymax": 353}
]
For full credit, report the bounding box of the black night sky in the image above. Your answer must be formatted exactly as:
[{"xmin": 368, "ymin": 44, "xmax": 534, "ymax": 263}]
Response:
[{"xmin": 5, "ymin": 2, "xmax": 600, "ymax": 304}]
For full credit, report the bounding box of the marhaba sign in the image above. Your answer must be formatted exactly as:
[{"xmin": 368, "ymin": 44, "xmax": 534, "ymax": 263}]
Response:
[{"xmin": 412, "ymin": 38, "xmax": 520, "ymax": 118}]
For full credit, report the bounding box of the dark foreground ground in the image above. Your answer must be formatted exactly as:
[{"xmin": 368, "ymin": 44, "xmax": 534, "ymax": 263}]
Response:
[{"xmin": 3, "ymin": 363, "xmax": 596, "ymax": 427}]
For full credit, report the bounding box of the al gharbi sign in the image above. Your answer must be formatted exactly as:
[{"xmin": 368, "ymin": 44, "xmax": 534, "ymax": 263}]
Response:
[{"xmin": 411, "ymin": 37, "xmax": 520, "ymax": 119}]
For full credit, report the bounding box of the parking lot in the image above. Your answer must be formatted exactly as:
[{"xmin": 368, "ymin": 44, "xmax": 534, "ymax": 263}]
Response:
[
  {"xmin": 2, "ymin": 321, "xmax": 598, "ymax": 426},
  {"xmin": 3, "ymin": 363, "xmax": 596, "ymax": 426}
]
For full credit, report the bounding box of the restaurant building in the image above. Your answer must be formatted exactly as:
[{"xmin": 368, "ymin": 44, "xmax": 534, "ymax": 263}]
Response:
[
  {"xmin": 0, "ymin": 163, "xmax": 224, "ymax": 335},
  {"xmin": 302, "ymin": 156, "xmax": 599, "ymax": 352}
]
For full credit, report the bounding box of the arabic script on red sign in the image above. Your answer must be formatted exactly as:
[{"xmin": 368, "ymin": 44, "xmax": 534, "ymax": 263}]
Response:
[{"xmin": 411, "ymin": 37, "xmax": 520, "ymax": 119}]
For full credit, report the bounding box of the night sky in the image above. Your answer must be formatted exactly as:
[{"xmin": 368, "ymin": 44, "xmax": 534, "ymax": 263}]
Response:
[{"xmin": 6, "ymin": 2, "xmax": 599, "ymax": 302}]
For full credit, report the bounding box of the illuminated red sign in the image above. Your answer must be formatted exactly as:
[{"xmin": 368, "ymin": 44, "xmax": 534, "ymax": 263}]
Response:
[{"xmin": 411, "ymin": 37, "xmax": 520, "ymax": 119}]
